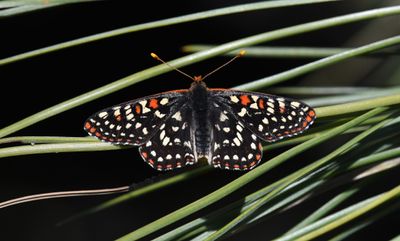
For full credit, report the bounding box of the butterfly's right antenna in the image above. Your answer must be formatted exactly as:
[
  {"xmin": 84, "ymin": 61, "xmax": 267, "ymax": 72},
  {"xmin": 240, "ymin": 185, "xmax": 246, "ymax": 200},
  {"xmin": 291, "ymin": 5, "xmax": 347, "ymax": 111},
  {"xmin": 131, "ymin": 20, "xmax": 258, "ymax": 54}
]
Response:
[{"xmin": 151, "ymin": 53, "xmax": 196, "ymax": 82}]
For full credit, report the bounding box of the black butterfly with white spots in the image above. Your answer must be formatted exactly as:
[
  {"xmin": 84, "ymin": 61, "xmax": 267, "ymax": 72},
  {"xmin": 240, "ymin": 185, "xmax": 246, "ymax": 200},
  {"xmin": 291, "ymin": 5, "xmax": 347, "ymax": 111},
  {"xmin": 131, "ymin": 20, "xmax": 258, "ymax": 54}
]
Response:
[{"xmin": 84, "ymin": 54, "xmax": 316, "ymax": 171}]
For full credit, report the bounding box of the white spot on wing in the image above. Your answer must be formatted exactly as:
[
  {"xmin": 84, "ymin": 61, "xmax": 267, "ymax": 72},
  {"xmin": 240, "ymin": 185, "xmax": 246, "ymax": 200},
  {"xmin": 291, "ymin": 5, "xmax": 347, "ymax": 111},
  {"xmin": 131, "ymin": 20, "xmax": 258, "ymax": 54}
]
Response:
[
  {"xmin": 140, "ymin": 100, "xmax": 151, "ymax": 113},
  {"xmin": 162, "ymin": 137, "xmax": 170, "ymax": 146},
  {"xmin": 219, "ymin": 112, "xmax": 229, "ymax": 122},
  {"xmin": 233, "ymin": 138, "xmax": 241, "ymax": 146},
  {"xmin": 238, "ymin": 108, "xmax": 247, "ymax": 117},
  {"xmin": 98, "ymin": 112, "xmax": 108, "ymax": 118},
  {"xmin": 160, "ymin": 98, "xmax": 169, "ymax": 105},
  {"xmin": 250, "ymin": 103, "xmax": 258, "ymax": 109},
  {"xmin": 230, "ymin": 96, "xmax": 239, "ymax": 103},
  {"xmin": 291, "ymin": 101, "xmax": 300, "ymax": 107},
  {"xmin": 160, "ymin": 130, "xmax": 166, "ymax": 140},
  {"xmin": 172, "ymin": 111, "xmax": 182, "ymax": 121},
  {"xmin": 155, "ymin": 110, "xmax": 166, "ymax": 118},
  {"xmin": 126, "ymin": 114, "xmax": 134, "ymax": 120}
]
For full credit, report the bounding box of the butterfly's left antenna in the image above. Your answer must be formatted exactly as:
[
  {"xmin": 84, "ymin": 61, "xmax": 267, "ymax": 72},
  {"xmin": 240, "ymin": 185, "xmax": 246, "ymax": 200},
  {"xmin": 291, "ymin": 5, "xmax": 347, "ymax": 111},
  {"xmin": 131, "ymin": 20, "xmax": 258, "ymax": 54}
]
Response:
[{"xmin": 151, "ymin": 53, "xmax": 196, "ymax": 81}]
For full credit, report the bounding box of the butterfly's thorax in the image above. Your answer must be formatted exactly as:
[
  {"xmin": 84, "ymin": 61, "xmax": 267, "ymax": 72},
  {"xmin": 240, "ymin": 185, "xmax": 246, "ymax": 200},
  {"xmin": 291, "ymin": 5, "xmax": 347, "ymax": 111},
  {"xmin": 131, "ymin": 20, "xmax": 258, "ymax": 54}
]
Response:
[{"xmin": 190, "ymin": 81, "xmax": 211, "ymax": 155}]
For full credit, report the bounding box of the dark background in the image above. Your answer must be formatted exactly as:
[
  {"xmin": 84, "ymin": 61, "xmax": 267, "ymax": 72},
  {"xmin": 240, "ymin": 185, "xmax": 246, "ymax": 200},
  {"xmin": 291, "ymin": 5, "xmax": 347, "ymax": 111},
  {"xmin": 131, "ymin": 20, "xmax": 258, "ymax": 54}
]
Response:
[{"xmin": 1, "ymin": 0, "xmax": 399, "ymax": 240}]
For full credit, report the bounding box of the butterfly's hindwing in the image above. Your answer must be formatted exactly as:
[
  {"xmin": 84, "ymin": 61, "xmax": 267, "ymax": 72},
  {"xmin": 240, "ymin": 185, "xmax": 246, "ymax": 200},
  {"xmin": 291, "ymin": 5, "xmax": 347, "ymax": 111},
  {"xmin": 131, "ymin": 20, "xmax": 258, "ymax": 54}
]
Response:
[
  {"xmin": 210, "ymin": 109, "xmax": 263, "ymax": 170},
  {"xmin": 211, "ymin": 90, "xmax": 316, "ymax": 142},
  {"xmin": 84, "ymin": 91, "xmax": 188, "ymax": 145},
  {"xmin": 138, "ymin": 106, "xmax": 196, "ymax": 171}
]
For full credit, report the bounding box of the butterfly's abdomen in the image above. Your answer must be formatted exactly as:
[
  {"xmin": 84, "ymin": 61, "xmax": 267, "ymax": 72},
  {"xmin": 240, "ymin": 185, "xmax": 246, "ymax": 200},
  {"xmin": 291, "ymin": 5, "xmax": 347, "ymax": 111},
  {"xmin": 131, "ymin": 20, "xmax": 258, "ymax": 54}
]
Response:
[{"xmin": 191, "ymin": 83, "xmax": 211, "ymax": 155}]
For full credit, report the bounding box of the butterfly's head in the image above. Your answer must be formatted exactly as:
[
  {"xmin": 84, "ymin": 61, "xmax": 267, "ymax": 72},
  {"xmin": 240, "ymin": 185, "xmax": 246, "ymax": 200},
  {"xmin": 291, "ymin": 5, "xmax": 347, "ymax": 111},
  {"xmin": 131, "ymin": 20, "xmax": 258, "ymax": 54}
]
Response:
[{"xmin": 190, "ymin": 77, "xmax": 207, "ymax": 89}]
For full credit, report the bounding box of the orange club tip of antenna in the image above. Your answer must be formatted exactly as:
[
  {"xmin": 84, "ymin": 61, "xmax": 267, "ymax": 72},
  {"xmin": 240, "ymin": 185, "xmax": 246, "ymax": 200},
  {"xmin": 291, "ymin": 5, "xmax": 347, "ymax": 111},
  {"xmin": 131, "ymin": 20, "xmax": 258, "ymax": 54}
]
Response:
[{"xmin": 150, "ymin": 52, "xmax": 160, "ymax": 60}]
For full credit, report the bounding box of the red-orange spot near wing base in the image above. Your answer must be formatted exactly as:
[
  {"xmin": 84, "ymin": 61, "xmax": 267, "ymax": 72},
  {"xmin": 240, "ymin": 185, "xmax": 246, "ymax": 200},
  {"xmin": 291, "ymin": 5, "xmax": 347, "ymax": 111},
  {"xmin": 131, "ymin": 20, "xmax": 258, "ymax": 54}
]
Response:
[
  {"xmin": 302, "ymin": 121, "xmax": 308, "ymax": 128},
  {"xmin": 255, "ymin": 154, "xmax": 261, "ymax": 160},
  {"xmin": 240, "ymin": 95, "xmax": 251, "ymax": 106},
  {"xmin": 84, "ymin": 122, "xmax": 91, "ymax": 130},
  {"xmin": 306, "ymin": 116, "xmax": 312, "ymax": 122},
  {"xmin": 95, "ymin": 132, "xmax": 101, "ymax": 137},
  {"xmin": 280, "ymin": 107, "xmax": 286, "ymax": 113},
  {"xmin": 258, "ymin": 98, "xmax": 265, "ymax": 109},
  {"xmin": 149, "ymin": 99, "xmax": 159, "ymax": 109},
  {"xmin": 89, "ymin": 127, "xmax": 96, "ymax": 133},
  {"xmin": 135, "ymin": 104, "xmax": 141, "ymax": 114},
  {"xmin": 116, "ymin": 115, "xmax": 122, "ymax": 121},
  {"xmin": 141, "ymin": 152, "xmax": 148, "ymax": 158},
  {"xmin": 308, "ymin": 110, "xmax": 316, "ymax": 117}
]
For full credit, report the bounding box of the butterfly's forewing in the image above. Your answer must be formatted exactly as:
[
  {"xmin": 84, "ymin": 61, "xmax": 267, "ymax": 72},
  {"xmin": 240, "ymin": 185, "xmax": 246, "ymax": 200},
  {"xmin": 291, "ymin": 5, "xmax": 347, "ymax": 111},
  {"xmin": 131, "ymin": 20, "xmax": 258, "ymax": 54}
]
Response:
[
  {"xmin": 210, "ymin": 108, "xmax": 263, "ymax": 170},
  {"xmin": 84, "ymin": 91, "xmax": 188, "ymax": 145},
  {"xmin": 138, "ymin": 105, "xmax": 197, "ymax": 171},
  {"xmin": 211, "ymin": 90, "xmax": 316, "ymax": 142}
]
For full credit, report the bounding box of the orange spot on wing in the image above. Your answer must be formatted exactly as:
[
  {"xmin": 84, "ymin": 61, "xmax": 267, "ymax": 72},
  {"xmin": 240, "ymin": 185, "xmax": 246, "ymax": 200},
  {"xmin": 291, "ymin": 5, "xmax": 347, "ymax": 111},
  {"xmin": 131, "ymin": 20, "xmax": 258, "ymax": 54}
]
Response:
[
  {"xmin": 280, "ymin": 107, "xmax": 286, "ymax": 113},
  {"xmin": 95, "ymin": 132, "xmax": 101, "ymax": 137},
  {"xmin": 149, "ymin": 99, "xmax": 159, "ymax": 109},
  {"xmin": 89, "ymin": 127, "xmax": 96, "ymax": 133},
  {"xmin": 141, "ymin": 152, "xmax": 148, "ymax": 158},
  {"xmin": 84, "ymin": 122, "xmax": 91, "ymax": 129},
  {"xmin": 258, "ymin": 98, "xmax": 265, "ymax": 109},
  {"xmin": 308, "ymin": 110, "xmax": 316, "ymax": 117},
  {"xmin": 135, "ymin": 104, "xmax": 141, "ymax": 114},
  {"xmin": 240, "ymin": 95, "xmax": 251, "ymax": 106},
  {"xmin": 306, "ymin": 116, "xmax": 312, "ymax": 122},
  {"xmin": 116, "ymin": 115, "xmax": 122, "ymax": 121},
  {"xmin": 148, "ymin": 159, "xmax": 154, "ymax": 165},
  {"xmin": 255, "ymin": 154, "xmax": 261, "ymax": 160},
  {"xmin": 302, "ymin": 121, "xmax": 308, "ymax": 128}
]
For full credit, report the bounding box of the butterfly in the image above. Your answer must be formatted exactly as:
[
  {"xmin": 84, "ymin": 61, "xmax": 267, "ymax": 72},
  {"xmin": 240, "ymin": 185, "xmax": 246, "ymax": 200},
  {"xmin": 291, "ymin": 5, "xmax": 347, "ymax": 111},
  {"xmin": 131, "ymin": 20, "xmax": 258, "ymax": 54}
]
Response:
[{"xmin": 84, "ymin": 52, "xmax": 316, "ymax": 171}]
